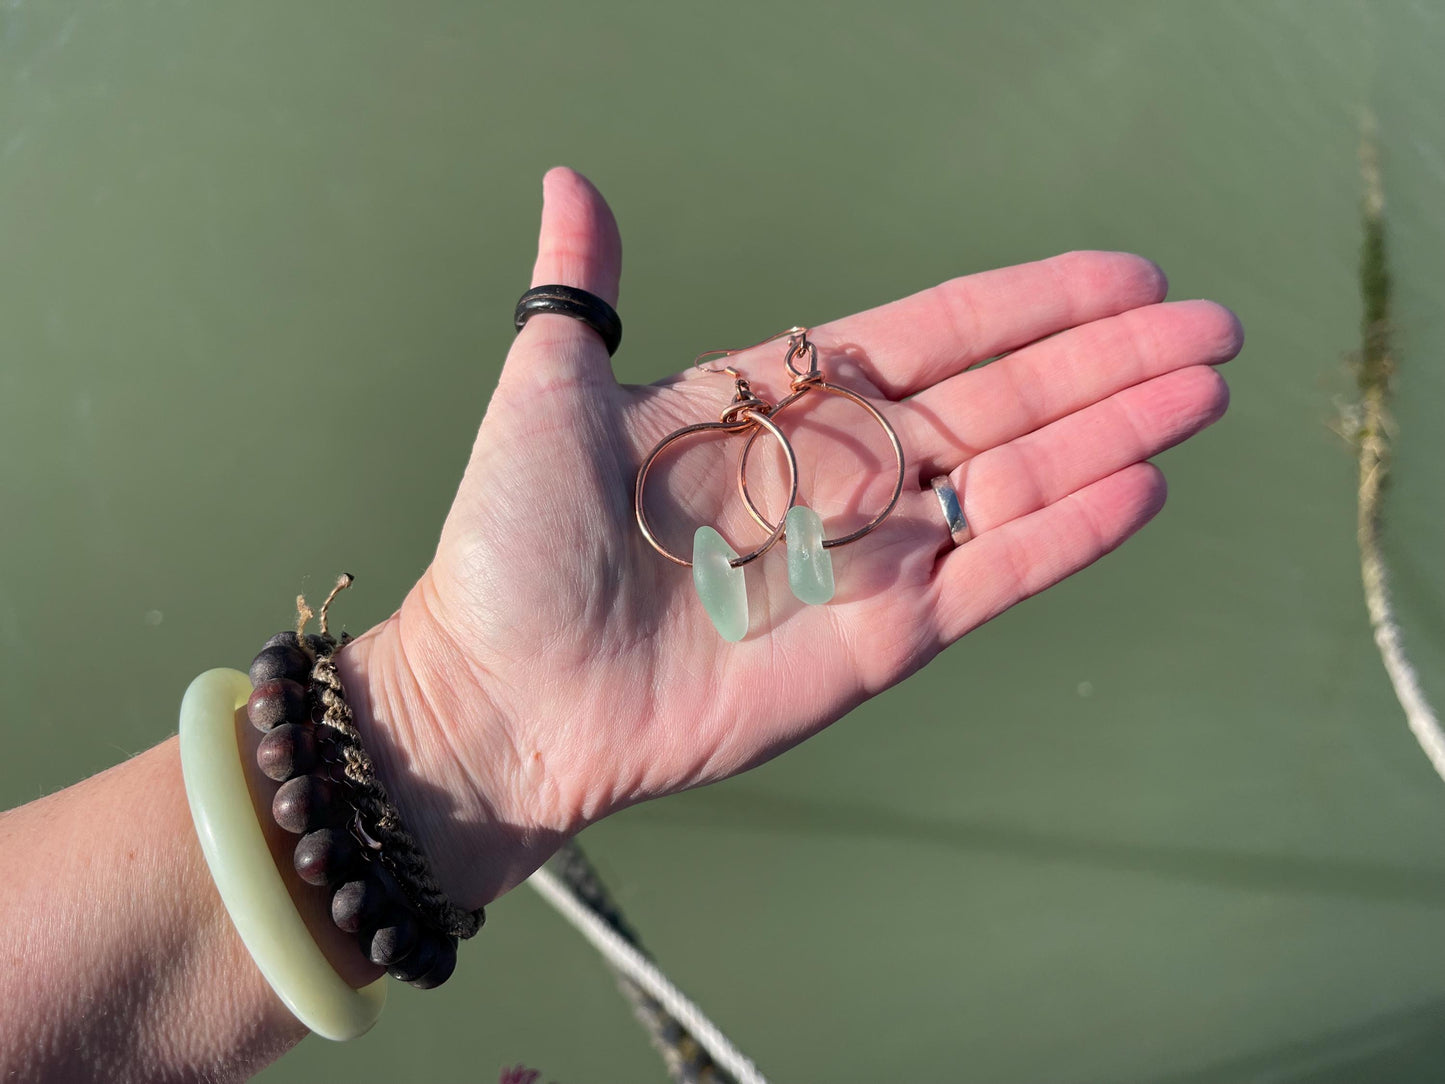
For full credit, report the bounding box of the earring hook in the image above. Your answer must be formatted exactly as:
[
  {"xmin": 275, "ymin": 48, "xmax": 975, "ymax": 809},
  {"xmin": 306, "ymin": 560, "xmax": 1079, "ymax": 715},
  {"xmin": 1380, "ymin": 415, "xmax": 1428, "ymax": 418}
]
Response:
[{"xmin": 693, "ymin": 326, "xmax": 811, "ymax": 377}]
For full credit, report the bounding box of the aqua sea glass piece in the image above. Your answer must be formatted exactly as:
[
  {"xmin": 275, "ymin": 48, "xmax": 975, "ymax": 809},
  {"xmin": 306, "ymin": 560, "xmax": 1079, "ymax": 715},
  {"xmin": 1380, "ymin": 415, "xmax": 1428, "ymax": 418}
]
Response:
[
  {"xmin": 785, "ymin": 505, "xmax": 835, "ymax": 604},
  {"xmin": 692, "ymin": 526, "xmax": 748, "ymax": 642}
]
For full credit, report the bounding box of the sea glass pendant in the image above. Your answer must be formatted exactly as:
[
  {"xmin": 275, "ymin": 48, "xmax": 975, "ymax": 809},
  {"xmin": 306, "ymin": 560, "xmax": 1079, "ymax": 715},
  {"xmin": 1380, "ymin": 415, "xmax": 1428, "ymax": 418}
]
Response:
[
  {"xmin": 692, "ymin": 526, "xmax": 748, "ymax": 642},
  {"xmin": 785, "ymin": 505, "xmax": 835, "ymax": 604}
]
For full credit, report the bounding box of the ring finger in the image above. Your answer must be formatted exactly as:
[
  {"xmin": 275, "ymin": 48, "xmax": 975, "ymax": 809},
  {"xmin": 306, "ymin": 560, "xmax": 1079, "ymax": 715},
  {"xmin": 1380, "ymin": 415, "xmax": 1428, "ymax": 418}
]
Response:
[{"xmin": 909, "ymin": 363, "xmax": 1229, "ymax": 553}]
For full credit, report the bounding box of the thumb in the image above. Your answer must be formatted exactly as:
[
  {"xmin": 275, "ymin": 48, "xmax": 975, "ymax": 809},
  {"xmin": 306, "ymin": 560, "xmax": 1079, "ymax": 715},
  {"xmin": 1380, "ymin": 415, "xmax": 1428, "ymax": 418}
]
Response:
[{"xmin": 506, "ymin": 167, "xmax": 623, "ymax": 386}]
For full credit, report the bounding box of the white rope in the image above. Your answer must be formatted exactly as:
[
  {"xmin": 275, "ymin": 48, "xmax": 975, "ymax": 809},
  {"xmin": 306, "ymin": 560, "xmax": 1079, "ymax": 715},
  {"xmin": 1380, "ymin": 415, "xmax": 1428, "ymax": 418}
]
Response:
[
  {"xmin": 526, "ymin": 865, "xmax": 768, "ymax": 1084},
  {"xmin": 1360, "ymin": 529, "xmax": 1445, "ymax": 782},
  {"xmin": 1353, "ymin": 117, "xmax": 1445, "ymax": 786}
]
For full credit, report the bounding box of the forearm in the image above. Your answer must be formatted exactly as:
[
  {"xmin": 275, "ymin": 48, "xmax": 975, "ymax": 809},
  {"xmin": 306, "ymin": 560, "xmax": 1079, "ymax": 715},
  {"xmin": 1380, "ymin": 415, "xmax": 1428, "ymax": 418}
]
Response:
[
  {"xmin": 0, "ymin": 588, "xmax": 558, "ymax": 1083},
  {"xmin": 0, "ymin": 733, "xmax": 377, "ymax": 1082}
]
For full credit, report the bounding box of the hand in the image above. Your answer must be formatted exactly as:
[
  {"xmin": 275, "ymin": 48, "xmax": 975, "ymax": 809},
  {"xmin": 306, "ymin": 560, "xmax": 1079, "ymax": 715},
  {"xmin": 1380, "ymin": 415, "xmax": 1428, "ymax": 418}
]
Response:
[{"xmin": 338, "ymin": 168, "xmax": 1241, "ymax": 908}]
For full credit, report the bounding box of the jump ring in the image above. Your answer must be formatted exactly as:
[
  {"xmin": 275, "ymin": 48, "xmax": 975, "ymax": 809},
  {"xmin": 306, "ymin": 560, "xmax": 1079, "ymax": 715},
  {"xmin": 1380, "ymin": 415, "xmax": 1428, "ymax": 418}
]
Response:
[{"xmin": 635, "ymin": 411, "xmax": 798, "ymax": 568}]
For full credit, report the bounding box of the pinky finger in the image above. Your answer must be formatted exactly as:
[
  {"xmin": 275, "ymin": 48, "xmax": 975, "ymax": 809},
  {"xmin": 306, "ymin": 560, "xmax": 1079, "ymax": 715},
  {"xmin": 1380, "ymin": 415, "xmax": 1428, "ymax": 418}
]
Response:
[{"xmin": 929, "ymin": 462, "xmax": 1168, "ymax": 645}]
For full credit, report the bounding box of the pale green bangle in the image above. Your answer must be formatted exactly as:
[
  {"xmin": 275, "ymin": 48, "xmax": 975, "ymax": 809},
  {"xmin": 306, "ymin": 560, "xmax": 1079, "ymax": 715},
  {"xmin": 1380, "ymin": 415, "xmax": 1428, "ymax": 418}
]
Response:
[{"xmin": 179, "ymin": 667, "xmax": 388, "ymax": 1041}]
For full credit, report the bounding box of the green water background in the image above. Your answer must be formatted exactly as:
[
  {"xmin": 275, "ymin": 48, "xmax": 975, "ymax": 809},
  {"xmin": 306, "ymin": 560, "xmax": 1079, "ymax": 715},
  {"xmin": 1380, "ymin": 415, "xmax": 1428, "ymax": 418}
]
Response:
[{"xmin": 2, "ymin": 2, "xmax": 1443, "ymax": 1080}]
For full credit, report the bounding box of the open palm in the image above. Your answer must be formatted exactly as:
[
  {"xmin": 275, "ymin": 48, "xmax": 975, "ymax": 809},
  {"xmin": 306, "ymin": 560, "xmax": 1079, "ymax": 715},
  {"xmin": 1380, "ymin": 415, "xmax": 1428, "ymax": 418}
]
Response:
[{"xmin": 343, "ymin": 168, "xmax": 1241, "ymax": 906}]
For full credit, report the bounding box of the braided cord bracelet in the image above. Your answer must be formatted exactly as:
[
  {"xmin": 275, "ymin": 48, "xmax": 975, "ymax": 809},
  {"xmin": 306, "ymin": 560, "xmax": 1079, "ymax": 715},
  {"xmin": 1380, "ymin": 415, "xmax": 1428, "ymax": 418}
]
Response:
[{"xmin": 246, "ymin": 576, "xmax": 482, "ymax": 989}]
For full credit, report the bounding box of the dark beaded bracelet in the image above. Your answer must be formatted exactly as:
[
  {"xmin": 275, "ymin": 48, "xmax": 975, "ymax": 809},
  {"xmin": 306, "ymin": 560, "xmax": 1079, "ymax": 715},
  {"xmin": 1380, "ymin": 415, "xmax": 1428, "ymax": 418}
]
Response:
[
  {"xmin": 245, "ymin": 576, "xmax": 482, "ymax": 990},
  {"xmin": 256, "ymin": 723, "xmax": 319, "ymax": 782},
  {"xmin": 249, "ymin": 643, "xmax": 312, "ymax": 687},
  {"xmin": 272, "ymin": 775, "xmax": 342, "ymax": 834},
  {"xmin": 293, "ymin": 827, "xmax": 363, "ymax": 887},
  {"xmin": 362, "ymin": 914, "xmax": 419, "ymax": 967},
  {"xmin": 385, "ymin": 931, "xmax": 459, "ymax": 988},
  {"xmin": 405, "ymin": 936, "xmax": 459, "ymax": 989},
  {"xmin": 245, "ymin": 679, "xmax": 308, "ymax": 732},
  {"xmin": 331, "ymin": 866, "xmax": 399, "ymax": 934}
]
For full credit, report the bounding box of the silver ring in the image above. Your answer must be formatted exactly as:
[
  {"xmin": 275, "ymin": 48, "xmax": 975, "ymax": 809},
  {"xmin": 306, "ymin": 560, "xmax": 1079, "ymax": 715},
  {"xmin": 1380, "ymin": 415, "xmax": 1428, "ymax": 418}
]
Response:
[{"xmin": 930, "ymin": 475, "xmax": 971, "ymax": 546}]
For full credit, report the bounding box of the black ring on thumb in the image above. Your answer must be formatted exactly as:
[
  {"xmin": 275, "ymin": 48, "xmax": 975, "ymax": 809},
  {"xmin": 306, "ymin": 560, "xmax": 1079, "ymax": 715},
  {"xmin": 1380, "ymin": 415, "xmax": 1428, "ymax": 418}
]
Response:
[{"xmin": 514, "ymin": 285, "xmax": 622, "ymax": 357}]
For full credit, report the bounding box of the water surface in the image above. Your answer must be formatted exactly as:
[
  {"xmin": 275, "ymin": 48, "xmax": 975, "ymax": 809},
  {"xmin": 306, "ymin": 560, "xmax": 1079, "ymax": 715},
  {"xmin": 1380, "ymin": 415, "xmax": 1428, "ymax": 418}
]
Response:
[{"xmin": 2, "ymin": 2, "xmax": 1442, "ymax": 1080}]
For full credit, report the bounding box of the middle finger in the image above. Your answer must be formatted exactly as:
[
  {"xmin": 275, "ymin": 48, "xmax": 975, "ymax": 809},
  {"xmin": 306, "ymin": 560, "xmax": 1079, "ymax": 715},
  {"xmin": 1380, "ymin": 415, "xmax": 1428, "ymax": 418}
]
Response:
[{"xmin": 892, "ymin": 299, "xmax": 1242, "ymax": 478}]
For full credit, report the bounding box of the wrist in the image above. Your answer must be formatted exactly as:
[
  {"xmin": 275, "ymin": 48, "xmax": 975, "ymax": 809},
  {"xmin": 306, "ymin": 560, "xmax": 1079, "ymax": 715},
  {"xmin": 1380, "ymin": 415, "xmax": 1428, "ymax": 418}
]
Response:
[{"xmin": 335, "ymin": 589, "xmax": 567, "ymax": 908}]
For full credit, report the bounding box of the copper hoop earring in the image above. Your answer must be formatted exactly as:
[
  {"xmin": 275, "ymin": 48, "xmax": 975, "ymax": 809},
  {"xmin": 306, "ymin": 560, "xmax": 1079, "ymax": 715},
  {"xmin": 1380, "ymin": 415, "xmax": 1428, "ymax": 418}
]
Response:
[
  {"xmin": 737, "ymin": 329, "xmax": 906, "ymax": 604},
  {"xmin": 635, "ymin": 374, "xmax": 798, "ymax": 642}
]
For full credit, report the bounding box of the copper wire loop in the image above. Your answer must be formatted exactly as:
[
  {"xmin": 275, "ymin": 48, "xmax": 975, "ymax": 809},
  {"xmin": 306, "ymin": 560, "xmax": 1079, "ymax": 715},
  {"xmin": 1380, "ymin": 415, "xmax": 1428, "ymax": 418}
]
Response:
[
  {"xmin": 738, "ymin": 333, "xmax": 906, "ymax": 548},
  {"xmin": 693, "ymin": 326, "xmax": 810, "ymax": 377},
  {"xmin": 784, "ymin": 335, "xmax": 820, "ymax": 382},
  {"xmin": 635, "ymin": 404, "xmax": 799, "ymax": 569}
]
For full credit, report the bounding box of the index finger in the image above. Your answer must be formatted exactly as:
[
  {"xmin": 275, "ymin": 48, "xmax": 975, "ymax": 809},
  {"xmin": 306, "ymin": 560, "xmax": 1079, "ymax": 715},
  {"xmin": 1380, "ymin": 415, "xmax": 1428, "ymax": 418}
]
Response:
[{"xmin": 806, "ymin": 251, "xmax": 1168, "ymax": 399}]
